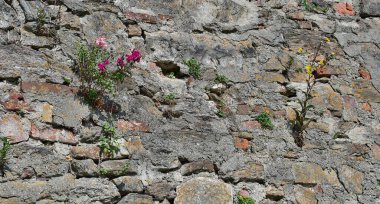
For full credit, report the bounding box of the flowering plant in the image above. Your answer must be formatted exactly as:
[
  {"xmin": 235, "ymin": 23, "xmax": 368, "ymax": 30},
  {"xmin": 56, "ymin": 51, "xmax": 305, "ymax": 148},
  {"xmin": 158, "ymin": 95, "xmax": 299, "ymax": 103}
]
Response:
[
  {"xmin": 290, "ymin": 37, "xmax": 335, "ymax": 147},
  {"xmin": 76, "ymin": 36, "xmax": 141, "ymax": 106}
]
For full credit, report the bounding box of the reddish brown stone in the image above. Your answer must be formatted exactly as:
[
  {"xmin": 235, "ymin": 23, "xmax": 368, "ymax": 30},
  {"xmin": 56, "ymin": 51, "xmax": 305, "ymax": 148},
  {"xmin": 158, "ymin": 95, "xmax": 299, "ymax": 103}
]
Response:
[
  {"xmin": 0, "ymin": 90, "xmax": 30, "ymax": 111},
  {"xmin": 70, "ymin": 146, "xmax": 100, "ymax": 160},
  {"xmin": 236, "ymin": 104, "xmax": 251, "ymax": 115},
  {"xmin": 158, "ymin": 14, "xmax": 174, "ymax": 21},
  {"xmin": 360, "ymin": 103, "xmax": 371, "ymax": 111},
  {"xmin": 30, "ymin": 123, "xmax": 78, "ymax": 145},
  {"xmin": 0, "ymin": 114, "xmax": 29, "ymax": 143},
  {"xmin": 243, "ymin": 121, "xmax": 261, "ymax": 129},
  {"xmin": 117, "ymin": 119, "xmax": 150, "ymax": 132},
  {"xmin": 335, "ymin": 3, "xmax": 355, "ymax": 16},
  {"xmin": 358, "ymin": 68, "xmax": 371, "ymax": 80},
  {"xmin": 125, "ymin": 11, "xmax": 158, "ymax": 24},
  {"xmin": 0, "ymin": 99, "xmax": 29, "ymax": 111},
  {"xmin": 21, "ymin": 81, "xmax": 78, "ymax": 95},
  {"xmin": 234, "ymin": 137, "xmax": 250, "ymax": 151}
]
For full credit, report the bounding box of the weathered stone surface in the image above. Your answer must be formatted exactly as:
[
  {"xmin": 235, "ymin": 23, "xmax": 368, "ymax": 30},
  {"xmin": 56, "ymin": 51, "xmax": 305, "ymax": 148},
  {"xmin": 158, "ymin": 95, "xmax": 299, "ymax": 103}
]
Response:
[
  {"xmin": 292, "ymin": 163, "xmax": 341, "ymax": 186},
  {"xmin": 118, "ymin": 193, "xmax": 153, "ymax": 204},
  {"xmin": 0, "ymin": 114, "xmax": 30, "ymax": 143},
  {"xmin": 70, "ymin": 145, "xmax": 100, "ymax": 160},
  {"xmin": 180, "ymin": 160, "xmax": 215, "ymax": 176},
  {"xmin": 352, "ymin": 80, "xmax": 380, "ymax": 103},
  {"xmin": 112, "ymin": 176, "xmax": 144, "ymax": 194},
  {"xmin": 223, "ymin": 163, "xmax": 264, "ymax": 183},
  {"xmin": 146, "ymin": 181, "xmax": 176, "ymax": 201},
  {"xmin": 0, "ymin": 0, "xmax": 19, "ymax": 29},
  {"xmin": 30, "ymin": 124, "xmax": 78, "ymax": 145},
  {"xmin": 81, "ymin": 11, "xmax": 130, "ymax": 53},
  {"xmin": 346, "ymin": 126, "xmax": 371, "ymax": 144},
  {"xmin": 53, "ymin": 98, "xmax": 90, "ymax": 130},
  {"xmin": 372, "ymin": 144, "xmax": 380, "ymax": 160},
  {"xmin": 294, "ymin": 186, "xmax": 317, "ymax": 204},
  {"xmin": 141, "ymin": 131, "xmax": 234, "ymax": 165},
  {"xmin": 70, "ymin": 177, "xmax": 120, "ymax": 203},
  {"xmin": 117, "ymin": 119, "xmax": 150, "ymax": 132},
  {"xmin": 71, "ymin": 159, "xmax": 99, "ymax": 177},
  {"xmin": 338, "ymin": 165, "xmax": 364, "ymax": 194},
  {"xmin": 174, "ymin": 177, "xmax": 233, "ymax": 204},
  {"xmin": 7, "ymin": 143, "xmax": 70, "ymax": 178},
  {"xmin": 311, "ymin": 83, "xmax": 343, "ymax": 113},
  {"xmin": 361, "ymin": 0, "xmax": 380, "ymax": 17},
  {"xmin": 99, "ymin": 159, "xmax": 137, "ymax": 177}
]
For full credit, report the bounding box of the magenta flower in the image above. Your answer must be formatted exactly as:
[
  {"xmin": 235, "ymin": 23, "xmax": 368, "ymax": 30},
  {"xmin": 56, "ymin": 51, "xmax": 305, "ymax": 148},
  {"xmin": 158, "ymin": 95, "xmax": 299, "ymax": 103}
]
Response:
[
  {"xmin": 97, "ymin": 59, "xmax": 109, "ymax": 73},
  {"xmin": 126, "ymin": 49, "xmax": 141, "ymax": 63},
  {"xmin": 117, "ymin": 57, "xmax": 125, "ymax": 68},
  {"xmin": 96, "ymin": 36, "xmax": 107, "ymax": 48}
]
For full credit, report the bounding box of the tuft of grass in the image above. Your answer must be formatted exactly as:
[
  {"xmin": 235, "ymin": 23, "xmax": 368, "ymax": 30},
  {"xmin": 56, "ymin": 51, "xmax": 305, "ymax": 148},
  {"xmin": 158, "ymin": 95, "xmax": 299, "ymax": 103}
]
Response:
[
  {"xmin": 300, "ymin": 0, "xmax": 329, "ymax": 13},
  {"xmin": 63, "ymin": 77, "xmax": 71, "ymax": 85},
  {"xmin": 99, "ymin": 167, "xmax": 109, "ymax": 176},
  {"xmin": 216, "ymin": 109, "xmax": 226, "ymax": 118},
  {"xmin": 215, "ymin": 74, "xmax": 229, "ymax": 84},
  {"xmin": 184, "ymin": 58, "xmax": 201, "ymax": 79},
  {"xmin": 237, "ymin": 195, "xmax": 255, "ymax": 204},
  {"xmin": 163, "ymin": 93, "xmax": 176, "ymax": 103},
  {"xmin": 256, "ymin": 112, "xmax": 274, "ymax": 130},
  {"xmin": 122, "ymin": 163, "xmax": 129, "ymax": 173}
]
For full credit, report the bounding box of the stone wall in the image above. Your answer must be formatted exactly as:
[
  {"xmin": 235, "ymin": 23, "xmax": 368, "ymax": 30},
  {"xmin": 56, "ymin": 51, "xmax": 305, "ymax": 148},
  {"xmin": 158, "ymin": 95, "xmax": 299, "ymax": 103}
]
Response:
[{"xmin": 0, "ymin": 0, "xmax": 380, "ymax": 203}]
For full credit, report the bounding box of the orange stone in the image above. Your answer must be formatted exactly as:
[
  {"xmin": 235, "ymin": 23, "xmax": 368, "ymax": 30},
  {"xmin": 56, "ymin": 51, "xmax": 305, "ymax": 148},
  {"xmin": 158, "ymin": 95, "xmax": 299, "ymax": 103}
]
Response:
[
  {"xmin": 234, "ymin": 137, "xmax": 250, "ymax": 151},
  {"xmin": 335, "ymin": 3, "xmax": 355, "ymax": 16}
]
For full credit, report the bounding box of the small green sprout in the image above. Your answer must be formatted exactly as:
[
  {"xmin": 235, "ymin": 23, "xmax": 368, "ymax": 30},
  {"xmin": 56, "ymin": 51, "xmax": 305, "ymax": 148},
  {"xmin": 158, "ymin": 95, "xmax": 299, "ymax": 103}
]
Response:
[{"xmin": 256, "ymin": 112, "xmax": 274, "ymax": 130}]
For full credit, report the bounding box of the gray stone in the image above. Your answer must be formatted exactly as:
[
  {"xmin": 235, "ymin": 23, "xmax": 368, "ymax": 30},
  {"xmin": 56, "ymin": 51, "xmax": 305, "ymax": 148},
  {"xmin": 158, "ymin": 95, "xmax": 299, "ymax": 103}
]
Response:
[
  {"xmin": 174, "ymin": 177, "xmax": 233, "ymax": 204},
  {"xmin": 80, "ymin": 11, "xmax": 131, "ymax": 54},
  {"xmin": 7, "ymin": 143, "xmax": 70, "ymax": 178},
  {"xmin": 99, "ymin": 159, "xmax": 138, "ymax": 177},
  {"xmin": 338, "ymin": 165, "xmax": 364, "ymax": 194},
  {"xmin": 53, "ymin": 98, "xmax": 90, "ymax": 130},
  {"xmin": 361, "ymin": 0, "xmax": 380, "ymax": 17},
  {"xmin": 0, "ymin": 0, "xmax": 19, "ymax": 29},
  {"xmin": 69, "ymin": 177, "xmax": 120, "ymax": 203},
  {"xmin": 112, "ymin": 176, "xmax": 144, "ymax": 194},
  {"xmin": 141, "ymin": 131, "xmax": 235, "ymax": 165},
  {"xmin": 118, "ymin": 193, "xmax": 153, "ymax": 204},
  {"xmin": 180, "ymin": 160, "xmax": 215, "ymax": 176},
  {"xmin": 146, "ymin": 182, "xmax": 176, "ymax": 201},
  {"xmin": 71, "ymin": 159, "xmax": 99, "ymax": 177}
]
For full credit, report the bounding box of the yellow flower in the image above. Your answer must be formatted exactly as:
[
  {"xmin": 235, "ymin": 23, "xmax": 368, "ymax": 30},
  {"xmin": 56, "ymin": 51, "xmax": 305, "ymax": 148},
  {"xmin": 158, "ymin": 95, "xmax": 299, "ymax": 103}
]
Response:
[
  {"xmin": 305, "ymin": 65, "xmax": 312, "ymax": 75},
  {"xmin": 325, "ymin": 37, "xmax": 330, "ymax": 43},
  {"xmin": 331, "ymin": 52, "xmax": 336, "ymax": 56},
  {"xmin": 318, "ymin": 59, "xmax": 324, "ymax": 65},
  {"xmin": 297, "ymin": 47, "xmax": 303, "ymax": 53}
]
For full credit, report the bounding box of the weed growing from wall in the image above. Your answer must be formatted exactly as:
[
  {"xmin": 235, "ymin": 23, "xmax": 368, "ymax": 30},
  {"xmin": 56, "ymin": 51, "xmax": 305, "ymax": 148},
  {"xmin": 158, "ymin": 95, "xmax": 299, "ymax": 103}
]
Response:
[
  {"xmin": 256, "ymin": 112, "xmax": 274, "ymax": 130},
  {"xmin": 237, "ymin": 195, "xmax": 255, "ymax": 204},
  {"xmin": 0, "ymin": 136, "xmax": 11, "ymax": 176},
  {"xmin": 290, "ymin": 37, "xmax": 335, "ymax": 147},
  {"xmin": 184, "ymin": 58, "xmax": 201, "ymax": 79}
]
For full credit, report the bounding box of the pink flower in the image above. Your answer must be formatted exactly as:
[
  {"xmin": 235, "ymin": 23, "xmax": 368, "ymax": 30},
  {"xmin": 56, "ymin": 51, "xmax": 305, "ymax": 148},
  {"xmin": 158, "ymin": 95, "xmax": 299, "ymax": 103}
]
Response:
[
  {"xmin": 96, "ymin": 36, "xmax": 107, "ymax": 48},
  {"xmin": 98, "ymin": 63, "xmax": 106, "ymax": 73},
  {"xmin": 126, "ymin": 49, "xmax": 141, "ymax": 63},
  {"xmin": 117, "ymin": 57, "xmax": 125, "ymax": 67}
]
